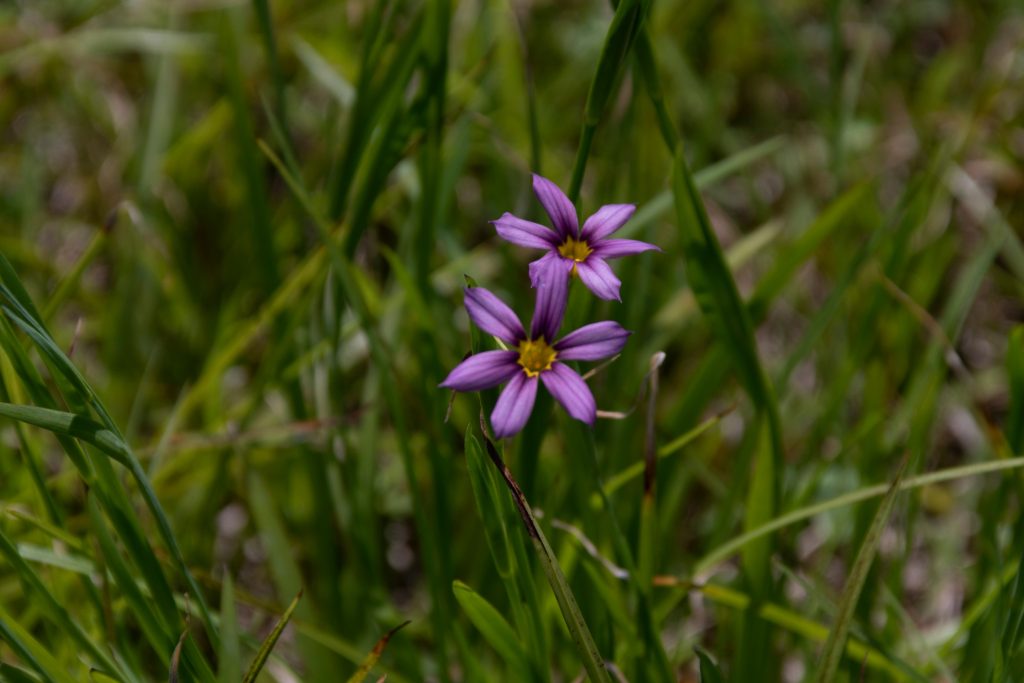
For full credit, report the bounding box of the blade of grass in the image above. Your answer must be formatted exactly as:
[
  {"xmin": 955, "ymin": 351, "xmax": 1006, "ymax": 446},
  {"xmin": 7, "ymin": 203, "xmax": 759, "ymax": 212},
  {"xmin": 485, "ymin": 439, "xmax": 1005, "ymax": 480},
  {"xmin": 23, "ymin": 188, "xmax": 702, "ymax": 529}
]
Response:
[
  {"xmin": 344, "ymin": 621, "xmax": 411, "ymax": 683},
  {"xmin": 219, "ymin": 7, "xmax": 278, "ymax": 293},
  {"xmin": 251, "ymin": 0, "xmax": 287, "ymax": 137},
  {"xmin": 671, "ymin": 144, "xmax": 781, "ymax": 677},
  {"xmin": 479, "ymin": 430, "xmax": 612, "ymax": 683},
  {"xmin": 595, "ymin": 411, "xmax": 723, "ymax": 504},
  {"xmin": 329, "ymin": 6, "xmax": 424, "ymax": 222},
  {"xmin": 0, "ymin": 525, "xmax": 124, "ymax": 680},
  {"xmin": 260, "ymin": 138, "xmax": 457, "ymax": 676},
  {"xmin": 465, "ymin": 429, "xmax": 549, "ymax": 682},
  {"xmin": 247, "ymin": 473, "xmax": 334, "ymax": 675},
  {"xmin": 453, "ymin": 581, "xmax": 532, "ymax": 680},
  {"xmin": 812, "ymin": 456, "xmax": 908, "ymax": 683},
  {"xmin": 686, "ymin": 583, "xmax": 913, "ymax": 680},
  {"xmin": 0, "ymin": 605, "xmax": 79, "ymax": 683},
  {"xmin": 241, "ymin": 590, "xmax": 302, "ymax": 683},
  {"xmin": 694, "ymin": 455, "xmax": 1024, "ymax": 576},
  {"xmin": 0, "ymin": 262, "xmax": 219, "ymax": 646},
  {"xmin": 567, "ymin": 0, "xmax": 650, "ymax": 203},
  {"xmin": 694, "ymin": 647, "xmax": 724, "ymax": 683},
  {"xmin": 86, "ymin": 494, "xmax": 177, "ymax": 668}
]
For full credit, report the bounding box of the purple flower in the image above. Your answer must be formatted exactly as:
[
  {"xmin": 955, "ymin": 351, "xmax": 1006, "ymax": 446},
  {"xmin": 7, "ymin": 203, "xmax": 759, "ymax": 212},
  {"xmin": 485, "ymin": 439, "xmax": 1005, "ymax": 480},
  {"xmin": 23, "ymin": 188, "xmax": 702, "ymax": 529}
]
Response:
[
  {"xmin": 440, "ymin": 264, "xmax": 631, "ymax": 438},
  {"xmin": 491, "ymin": 174, "xmax": 660, "ymax": 301}
]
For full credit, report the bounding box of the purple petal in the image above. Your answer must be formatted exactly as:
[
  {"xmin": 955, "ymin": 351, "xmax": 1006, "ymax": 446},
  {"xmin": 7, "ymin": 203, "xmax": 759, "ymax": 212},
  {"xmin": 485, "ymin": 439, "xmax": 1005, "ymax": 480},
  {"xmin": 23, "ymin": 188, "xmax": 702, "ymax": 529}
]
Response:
[
  {"xmin": 492, "ymin": 212, "xmax": 560, "ymax": 250},
  {"xmin": 529, "ymin": 258, "xmax": 570, "ymax": 341},
  {"xmin": 591, "ymin": 238, "xmax": 661, "ymax": 259},
  {"xmin": 528, "ymin": 251, "xmax": 571, "ymax": 288},
  {"xmin": 439, "ymin": 351, "xmax": 520, "ymax": 391},
  {"xmin": 532, "ymin": 174, "xmax": 578, "ymax": 239},
  {"xmin": 555, "ymin": 321, "xmax": 631, "ymax": 361},
  {"xmin": 580, "ymin": 204, "xmax": 636, "ymax": 241},
  {"xmin": 576, "ymin": 257, "xmax": 622, "ymax": 302},
  {"xmin": 464, "ymin": 287, "xmax": 525, "ymax": 345},
  {"xmin": 491, "ymin": 372, "xmax": 539, "ymax": 438},
  {"xmin": 541, "ymin": 363, "xmax": 596, "ymax": 425}
]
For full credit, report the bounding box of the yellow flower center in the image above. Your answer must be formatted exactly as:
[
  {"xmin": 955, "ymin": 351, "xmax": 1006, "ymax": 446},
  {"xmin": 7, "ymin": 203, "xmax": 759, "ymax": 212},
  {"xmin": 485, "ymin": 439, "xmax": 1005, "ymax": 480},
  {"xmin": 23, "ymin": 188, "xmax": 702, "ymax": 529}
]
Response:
[
  {"xmin": 517, "ymin": 337, "xmax": 557, "ymax": 377},
  {"xmin": 557, "ymin": 236, "xmax": 592, "ymax": 263}
]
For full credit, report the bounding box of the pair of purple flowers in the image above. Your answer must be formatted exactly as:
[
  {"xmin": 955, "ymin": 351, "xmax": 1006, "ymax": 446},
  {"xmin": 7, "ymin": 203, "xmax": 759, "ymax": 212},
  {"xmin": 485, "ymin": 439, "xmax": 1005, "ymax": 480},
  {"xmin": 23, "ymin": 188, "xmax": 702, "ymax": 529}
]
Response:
[{"xmin": 442, "ymin": 175, "xmax": 659, "ymax": 438}]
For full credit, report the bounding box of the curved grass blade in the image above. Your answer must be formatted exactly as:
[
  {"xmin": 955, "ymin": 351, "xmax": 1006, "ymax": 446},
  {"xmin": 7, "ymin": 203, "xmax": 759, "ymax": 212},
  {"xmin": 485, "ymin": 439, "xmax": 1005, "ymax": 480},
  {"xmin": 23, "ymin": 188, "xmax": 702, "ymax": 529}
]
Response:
[
  {"xmin": 0, "ymin": 262, "xmax": 218, "ymax": 647},
  {"xmin": 453, "ymin": 581, "xmax": 531, "ymax": 680},
  {"xmin": 0, "ymin": 605, "xmax": 79, "ymax": 683},
  {"xmin": 479, "ymin": 431, "xmax": 612, "ymax": 682},
  {"xmin": 688, "ymin": 583, "xmax": 914, "ymax": 680},
  {"xmin": 86, "ymin": 494, "xmax": 177, "ymax": 666},
  {"xmin": 0, "ymin": 662, "xmax": 43, "ymax": 683},
  {"xmin": 344, "ymin": 621, "xmax": 411, "ymax": 683},
  {"xmin": 0, "ymin": 402, "xmax": 131, "ymax": 465},
  {"xmin": 0, "ymin": 525, "xmax": 124, "ymax": 680},
  {"xmin": 465, "ymin": 428, "xmax": 549, "ymax": 682},
  {"xmin": 694, "ymin": 456, "xmax": 1024, "ymax": 576},
  {"xmin": 241, "ymin": 590, "xmax": 302, "ymax": 683},
  {"xmin": 812, "ymin": 457, "xmax": 908, "ymax": 683}
]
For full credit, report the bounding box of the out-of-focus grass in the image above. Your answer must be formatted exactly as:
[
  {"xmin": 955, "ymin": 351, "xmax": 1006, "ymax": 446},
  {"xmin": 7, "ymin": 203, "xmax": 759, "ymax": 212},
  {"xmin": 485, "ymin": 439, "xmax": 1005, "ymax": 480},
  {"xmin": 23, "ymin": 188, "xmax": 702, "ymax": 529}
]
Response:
[{"xmin": 1, "ymin": 0, "xmax": 1023, "ymax": 681}]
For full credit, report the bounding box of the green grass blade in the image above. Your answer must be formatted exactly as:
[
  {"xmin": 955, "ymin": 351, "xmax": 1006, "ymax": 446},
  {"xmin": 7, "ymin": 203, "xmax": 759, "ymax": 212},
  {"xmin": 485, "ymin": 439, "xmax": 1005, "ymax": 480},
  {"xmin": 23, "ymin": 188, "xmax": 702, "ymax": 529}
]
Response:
[
  {"xmin": 85, "ymin": 494, "xmax": 176, "ymax": 665},
  {"xmin": 453, "ymin": 581, "xmax": 532, "ymax": 679},
  {"xmin": 0, "ymin": 402, "xmax": 131, "ymax": 465},
  {"xmin": 695, "ymin": 456, "xmax": 1024, "ymax": 576},
  {"xmin": 568, "ymin": 0, "xmax": 648, "ymax": 202},
  {"xmin": 671, "ymin": 144, "xmax": 781, "ymax": 676},
  {"xmin": 466, "ymin": 427, "xmax": 549, "ymax": 682},
  {"xmin": 0, "ymin": 662, "xmax": 43, "ymax": 683},
  {"xmin": 219, "ymin": 7, "xmax": 278, "ymax": 293},
  {"xmin": 251, "ymin": 0, "xmax": 287, "ymax": 136},
  {"xmin": 479, "ymin": 433, "xmax": 612, "ymax": 682},
  {"xmin": 241, "ymin": 590, "xmax": 302, "ymax": 683},
  {"xmin": 598, "ymin": 412, "xmax": 722, "ymax": 503},
  {"xmin": 691, "ymin": 583, "xmax": 913, "ymax": 680},
  {"xmin": 0, "ymin": 524, "xmax": 124, "ymax": 680},
  {"xmin": 261, "ymin": 136, "xmax": 458, "ymax": 674},
  {"xmin": 344, "ymin": 621, "xmax": 410, "ymax": 683},
  {"xmin": 812, "ymin": 457, "xmax": 908, "ymax": 683},
  {"xmin": 669, "ymin": 148, "xmax": 779, "ymax": 431},
  {"xmin": 694, "ymin": 646, "xmax": 725, "ymax": 683},
  {"xmin": 0, "ymin": 605, "xmax": 79, "ymax": 683},
  {"xmin": 247, "ymin": 473, "xmax": 336, "ymax": 675}
]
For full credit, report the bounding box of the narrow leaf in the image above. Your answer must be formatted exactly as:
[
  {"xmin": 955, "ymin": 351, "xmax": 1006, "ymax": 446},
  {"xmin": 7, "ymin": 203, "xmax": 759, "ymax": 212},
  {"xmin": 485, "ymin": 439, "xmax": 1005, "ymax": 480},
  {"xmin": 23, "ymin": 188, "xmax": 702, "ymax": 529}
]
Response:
[
  {"xmin": 242, "ymin": 590, "xmax": 302, "ymax": 683},
  {"xmin": 695, "ymin": 647, "xmax": 725, "ymax": 683},
  {"xmin": 813, "ymin": 457, "xmax": 908, "ymax": 682},
  {"xmin": 453, "ymin": 581, "xmax": 531, "ymax": 679},
  {"xmin": 479, "ymin": 430, "xmax": 612, "ymax": 683},
  {"xmin": 344, "ymin": 621, "xmax": 411, "ymax": 683}
]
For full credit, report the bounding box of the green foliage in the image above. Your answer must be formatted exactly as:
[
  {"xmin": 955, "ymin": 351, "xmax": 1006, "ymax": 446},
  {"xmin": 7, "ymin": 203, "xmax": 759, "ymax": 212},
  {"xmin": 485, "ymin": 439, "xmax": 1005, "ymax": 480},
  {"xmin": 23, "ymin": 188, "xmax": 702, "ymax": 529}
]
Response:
[{"xmin": 1, "ymin": 0, "xmax": 1022, "ymax": 680}]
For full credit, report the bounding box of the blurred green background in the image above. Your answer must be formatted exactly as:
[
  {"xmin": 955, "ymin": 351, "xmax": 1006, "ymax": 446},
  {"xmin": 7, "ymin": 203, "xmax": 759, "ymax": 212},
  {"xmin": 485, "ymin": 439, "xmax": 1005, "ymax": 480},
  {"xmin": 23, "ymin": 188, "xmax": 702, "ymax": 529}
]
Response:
[{"xmin": 1, "ymin": 0, "xmax": 1023, "ymax": 681}]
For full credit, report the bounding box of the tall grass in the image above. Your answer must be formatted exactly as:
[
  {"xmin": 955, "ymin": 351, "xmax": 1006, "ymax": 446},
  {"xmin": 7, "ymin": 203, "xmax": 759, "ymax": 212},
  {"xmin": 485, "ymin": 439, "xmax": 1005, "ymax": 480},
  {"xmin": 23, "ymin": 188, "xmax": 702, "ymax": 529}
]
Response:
[{"xmin": 1, "ymin": 0, "xmax": 1023, "ymax": 681}]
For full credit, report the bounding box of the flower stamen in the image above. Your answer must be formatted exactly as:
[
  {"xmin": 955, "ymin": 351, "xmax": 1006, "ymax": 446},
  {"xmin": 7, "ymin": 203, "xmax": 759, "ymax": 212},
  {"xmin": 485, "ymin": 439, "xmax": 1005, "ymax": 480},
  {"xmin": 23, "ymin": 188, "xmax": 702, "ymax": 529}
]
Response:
[
  {"xmin": 558, "ymin": 236, "xmax": 592, "ymax": 263},
  {"xmin": 517, "ymin": 337, "xmax": 557, "ymax": 377}
]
